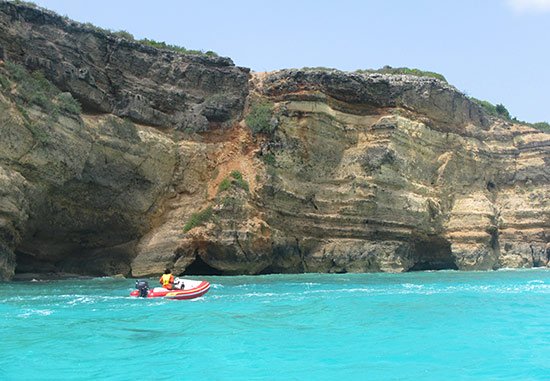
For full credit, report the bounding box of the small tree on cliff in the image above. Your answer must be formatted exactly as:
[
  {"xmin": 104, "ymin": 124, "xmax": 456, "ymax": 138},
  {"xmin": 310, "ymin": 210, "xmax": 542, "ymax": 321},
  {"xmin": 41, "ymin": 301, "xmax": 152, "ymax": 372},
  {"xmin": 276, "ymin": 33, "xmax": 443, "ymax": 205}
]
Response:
[
  {"xmin": 495, "ymin": 103, "xmax": 510, "ymax": 119},
  {"xmin": 246, "ymin": 102, "xmax": 276, "ymax": 135}
]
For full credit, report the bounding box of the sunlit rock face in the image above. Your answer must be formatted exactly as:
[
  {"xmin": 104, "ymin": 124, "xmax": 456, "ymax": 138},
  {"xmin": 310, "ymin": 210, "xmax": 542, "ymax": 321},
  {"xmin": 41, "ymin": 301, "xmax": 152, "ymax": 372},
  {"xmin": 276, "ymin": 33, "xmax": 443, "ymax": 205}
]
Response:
[
  {"xmin": 0, "ymin": 3, "xmax": 548, "ymax": 280},
  {"xmin": 142, "ymin": 69, "xmax": 548, "ymax": 277},
  {"xmin": 245, "ymin": 69, "xmax": 549, "ymax": 273}
]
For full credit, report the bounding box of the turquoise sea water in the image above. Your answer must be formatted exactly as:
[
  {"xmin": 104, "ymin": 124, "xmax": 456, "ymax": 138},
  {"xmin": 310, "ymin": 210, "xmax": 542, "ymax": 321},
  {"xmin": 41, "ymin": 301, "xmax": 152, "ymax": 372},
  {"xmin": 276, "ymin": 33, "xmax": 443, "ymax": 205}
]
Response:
[{"xmin": 1, "ymin": 270, "xmax": 549, "ymax": 380}]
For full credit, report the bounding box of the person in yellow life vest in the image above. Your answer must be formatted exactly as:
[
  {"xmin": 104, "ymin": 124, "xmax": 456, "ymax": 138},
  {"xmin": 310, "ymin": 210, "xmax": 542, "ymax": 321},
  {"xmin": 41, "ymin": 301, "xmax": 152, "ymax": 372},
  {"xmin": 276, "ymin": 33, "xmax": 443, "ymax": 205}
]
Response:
[{"xmin": 159, "ymin": 268, "xmax": 175, "ymax": 290}]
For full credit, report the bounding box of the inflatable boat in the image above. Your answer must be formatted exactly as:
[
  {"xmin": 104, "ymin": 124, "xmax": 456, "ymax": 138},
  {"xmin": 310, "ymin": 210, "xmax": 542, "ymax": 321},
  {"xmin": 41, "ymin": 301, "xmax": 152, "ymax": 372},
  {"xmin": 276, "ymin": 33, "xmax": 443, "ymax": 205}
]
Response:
[{"xmin": 130, "ymin": 279, "xmax": 210, "ymax": 300}]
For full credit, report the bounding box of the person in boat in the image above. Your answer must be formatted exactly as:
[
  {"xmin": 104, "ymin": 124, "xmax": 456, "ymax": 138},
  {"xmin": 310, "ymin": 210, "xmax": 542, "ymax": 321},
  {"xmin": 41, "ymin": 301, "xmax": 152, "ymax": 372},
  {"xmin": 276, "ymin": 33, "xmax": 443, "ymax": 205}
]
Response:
[{"xmin": 159, "ymin": 268, "xmax": 175, "ymax": 290}]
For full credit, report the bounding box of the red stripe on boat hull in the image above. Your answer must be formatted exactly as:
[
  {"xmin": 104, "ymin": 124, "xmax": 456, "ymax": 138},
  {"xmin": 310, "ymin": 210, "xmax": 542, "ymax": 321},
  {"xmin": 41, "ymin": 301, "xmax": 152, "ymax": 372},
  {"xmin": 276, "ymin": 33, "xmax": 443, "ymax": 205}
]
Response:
[{"xmin": 130, "ymin": 281, "xmax": 210, "ymax": 300}]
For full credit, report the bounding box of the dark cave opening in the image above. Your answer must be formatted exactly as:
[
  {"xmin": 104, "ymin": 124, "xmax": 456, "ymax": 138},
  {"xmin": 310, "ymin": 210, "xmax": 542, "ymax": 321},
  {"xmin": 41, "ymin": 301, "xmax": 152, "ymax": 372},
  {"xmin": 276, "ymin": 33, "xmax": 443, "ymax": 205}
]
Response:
[
  {"xmin": 408, "ymin": 237, "xmax": 458, "ymax": 271},
  {"xmin": 183, "ymin": 256, "xmax": 222, "ymax": 276},
  {"xmin": 14, "ymin": 250, "xmax": 58, "ymax": 274},
  {"xmin": 258, "ymin": 266, "xmax": 275, "ymax": 275}
]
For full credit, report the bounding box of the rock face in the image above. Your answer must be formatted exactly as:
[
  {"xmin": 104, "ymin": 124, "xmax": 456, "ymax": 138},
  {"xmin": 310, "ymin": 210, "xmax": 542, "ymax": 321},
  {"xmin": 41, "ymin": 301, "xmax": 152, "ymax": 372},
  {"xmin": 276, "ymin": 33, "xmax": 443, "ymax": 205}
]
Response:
[
  {"xmin": 0, "ymin": 2, "xmax": 249, "ymax": 130},
  {"xmin": 0, "ymin": 1, "xmax": 248, "ymax": 279},
  {"xmin": 0, "ymin": 3, "xmax": 548, "ymax": 280},
  {"xmin": 245, "ymin": 69, "xmax": 550, "ymax": 273}
]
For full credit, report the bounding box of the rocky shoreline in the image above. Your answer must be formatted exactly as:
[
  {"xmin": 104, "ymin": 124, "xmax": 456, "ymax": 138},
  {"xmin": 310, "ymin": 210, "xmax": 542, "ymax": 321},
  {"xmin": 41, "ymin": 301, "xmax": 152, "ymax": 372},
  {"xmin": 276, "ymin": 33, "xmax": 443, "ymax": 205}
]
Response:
[{"xmin": 0, "ymin": 1, "xmax": 548, "ymax": 280}]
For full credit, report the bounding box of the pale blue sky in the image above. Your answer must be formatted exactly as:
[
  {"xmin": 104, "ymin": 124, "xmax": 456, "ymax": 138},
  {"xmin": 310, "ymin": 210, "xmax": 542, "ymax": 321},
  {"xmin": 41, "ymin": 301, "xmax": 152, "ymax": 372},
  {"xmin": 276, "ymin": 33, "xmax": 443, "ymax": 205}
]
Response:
[{"xmin": 31, "ymin": 0, "xmax": 550, "ymax": 123}]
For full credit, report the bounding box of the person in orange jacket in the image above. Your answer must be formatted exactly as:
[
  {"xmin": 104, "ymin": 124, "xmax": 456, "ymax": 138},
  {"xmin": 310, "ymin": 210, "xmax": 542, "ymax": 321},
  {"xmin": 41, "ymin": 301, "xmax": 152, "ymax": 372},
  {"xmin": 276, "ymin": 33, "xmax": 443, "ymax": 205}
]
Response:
[{"xmin": 159, "ymin": 268, "xmax": 175, "ymax": 290}]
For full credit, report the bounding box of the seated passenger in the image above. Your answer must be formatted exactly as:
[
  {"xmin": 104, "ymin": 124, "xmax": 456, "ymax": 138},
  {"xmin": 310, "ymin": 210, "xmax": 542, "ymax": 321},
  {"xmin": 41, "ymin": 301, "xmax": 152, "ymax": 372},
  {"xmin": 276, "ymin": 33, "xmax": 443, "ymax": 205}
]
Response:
[{"xmin": 159, "ymin": 268, "xmax": 174, "ymax": 290}]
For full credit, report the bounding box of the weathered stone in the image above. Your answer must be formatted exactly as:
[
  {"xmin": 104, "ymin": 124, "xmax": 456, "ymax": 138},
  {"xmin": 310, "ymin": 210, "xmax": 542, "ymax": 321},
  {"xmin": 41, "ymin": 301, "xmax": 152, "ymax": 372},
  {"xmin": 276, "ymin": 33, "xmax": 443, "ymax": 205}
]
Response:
[
  {"xmin": 0, "ymin": 1, "xmax": 249, "ymax": 130},
  {"xmin": 0, "ymin": 242, "xmax": 15, "ymax": 280},
  {"xmin": 0, "ymin": 3, "xmax": 548, "ymax": 280}
]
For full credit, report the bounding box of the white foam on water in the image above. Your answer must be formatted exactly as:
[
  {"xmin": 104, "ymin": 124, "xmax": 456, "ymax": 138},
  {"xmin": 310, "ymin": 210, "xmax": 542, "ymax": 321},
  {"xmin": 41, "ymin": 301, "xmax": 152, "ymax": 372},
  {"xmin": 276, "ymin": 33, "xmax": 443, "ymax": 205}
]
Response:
[
  {"xmin": 402, "ymin": 283, "xmax": 424, "ymax": 289},
  {"xmin": 17, "ymin": 309, "xmax": 53, "ymax": 318},
  {"xmin": 67, "ymin": 296, "xmax": 95, "ymax": 305}
]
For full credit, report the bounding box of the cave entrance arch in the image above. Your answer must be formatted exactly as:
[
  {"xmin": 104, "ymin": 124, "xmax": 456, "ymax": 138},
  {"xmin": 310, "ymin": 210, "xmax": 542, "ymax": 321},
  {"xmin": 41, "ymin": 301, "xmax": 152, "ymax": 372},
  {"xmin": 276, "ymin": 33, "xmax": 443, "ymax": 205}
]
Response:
[
  {"xmin": 183, "ymin": 255, "xmax": 222, "ymax": 275},
  {"xmin": 408, "ymin": 236, "xmax": 457, "ymax": 271}
]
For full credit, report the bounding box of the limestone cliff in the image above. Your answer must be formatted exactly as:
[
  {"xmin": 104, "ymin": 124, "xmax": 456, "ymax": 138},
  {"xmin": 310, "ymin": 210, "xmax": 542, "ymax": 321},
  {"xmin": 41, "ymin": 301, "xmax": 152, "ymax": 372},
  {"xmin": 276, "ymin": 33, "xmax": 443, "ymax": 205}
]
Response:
[
  {"xmin": 0, "ymin": 2, "xmax": 548, "ymax": 280},
  {"xmin": 248, "ymin": 70, "xmax": 549, "ymax": 273}
]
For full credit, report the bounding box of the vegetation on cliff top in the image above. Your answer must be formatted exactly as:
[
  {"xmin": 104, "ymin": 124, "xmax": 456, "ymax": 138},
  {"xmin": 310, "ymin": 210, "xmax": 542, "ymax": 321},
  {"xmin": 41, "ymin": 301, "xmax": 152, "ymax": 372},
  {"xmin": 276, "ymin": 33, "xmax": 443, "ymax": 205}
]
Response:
[
  {"xmin": 135, "ymin": 38, "xmax": 218, "ymax": 57},
  {"xmin": 469, "ymin": 97, "xmax": 511, "ymax": 119},
  {"xmin": 10, "ymin": 0, "xmax": 38, "ymax": 7},
  {"xmin": 530, "ymin": 122, "xmax": 550, "ymax": 132},
  {"xmin": 356, "ymin": 66, "xmax": 448, "ymax": 83},
  {"xmin": 469, "ymin": 97, "xmax": 550, "ymax": 132},
  {"xmin": 106, "ymin": 30, "xmax": 218, "ymax": 57},
  {"xmin": 299, "ymin": 66, "xmax": 549, "ymax": 132},
  {"xmin": 8, "ymin": 0, "xmax": 218, "ymax": 57},
  {"xmin": 83, "ymin": 26, "xmax": 218, "ymax": 57},
  {"xmin": 77, "ymin": 18, "xmax": 218, "ymax": 57},
  {"xmin": 301, "ymin": 65, "xmax": 448, "ymax": 82}
]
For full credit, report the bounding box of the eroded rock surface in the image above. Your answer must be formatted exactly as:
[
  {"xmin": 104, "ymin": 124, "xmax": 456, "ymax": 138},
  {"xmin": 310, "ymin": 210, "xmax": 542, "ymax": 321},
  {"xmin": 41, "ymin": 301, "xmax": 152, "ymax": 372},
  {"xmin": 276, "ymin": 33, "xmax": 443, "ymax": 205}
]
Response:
[
  {"xmin": 243, "ymin": 70, "xmax": 549, "ymax": 273},
  {"xmin": 0, "ymin": 1, "xmax": 249, "ymax": 130},
  {"xmin": 0, "ymin": 3, "xmax": 548, "ymax": 280}
]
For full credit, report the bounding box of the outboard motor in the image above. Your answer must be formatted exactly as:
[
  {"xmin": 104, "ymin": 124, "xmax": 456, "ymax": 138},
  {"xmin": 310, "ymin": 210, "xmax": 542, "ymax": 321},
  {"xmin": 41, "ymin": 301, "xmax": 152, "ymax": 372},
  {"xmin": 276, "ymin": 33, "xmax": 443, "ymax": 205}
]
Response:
[{"xmin": 135, "ymin": 280, "xmax": 149, "ymax": 298}]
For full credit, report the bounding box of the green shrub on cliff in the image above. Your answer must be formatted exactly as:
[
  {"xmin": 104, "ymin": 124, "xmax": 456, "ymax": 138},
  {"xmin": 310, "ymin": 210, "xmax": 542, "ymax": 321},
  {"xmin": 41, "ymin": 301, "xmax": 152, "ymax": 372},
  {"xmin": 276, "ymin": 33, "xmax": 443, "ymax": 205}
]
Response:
[
  {"xmin": 531, "ymin": 122, "xmax": 550, "ymax": 132},
  {"xmin": 246, "ymin": 102, "xmax": 275, "ymax": 135},
  {"xmin": 15, "ymin": 67, "xmax": 56, "ymax": 111},
  {"xmin": 3, "ymin": 61, "xmax": 81, "ymax": 116},
  {"xmin": 112, "ymin": 30, "xmax": 135, "ymax": 40},
  {"xmin": 217, "ymin": 171, "xmax": 250, "ymax": 194},
  {"xmin": 230, "ymin": 170, "xmax": 243, "ymax": 181},
  {"xmin": 56, "ymin": 92, "xmax": 81, "ymax": 114},
  {"xmin": 137, "ymin": 38, "xmax": 218, "ymax": 57},
  {"xmin": 183, "ymin": 206, "xmax": 213, "ymax": 232},
  {"xmin": 218, "ymin": 178, "xmax": 231, "ymax": 192},
  {"xmin": 356, "ymin": 66, "xmax": 448, "ymax": 82},
  {"xmin": 495, "ymin": 103, "xmax": 510, "ymax": 119},
  {"xmin": 221, "ymin": 195, "xmax": 243, "ymax": 209},
  {"xmin": 0, "ymin": 73, "xmax": 10, "ymax": 90},
  {"xmin": 230, "ymin": 170, "xmax": 249, "ymax": 191},
  {"xmin": 470, "ymin": 97, "xmax": 498, "ymax": 116},
  {"xmin": 470, "ymin": 98, "xmax": 511, "ymax": 120},
  {"xmin": 514, "ymin": 120, "xmax": 550, "ymax": 132},
  {"xmin": 262, "ymin": 153, "xmax": 276, "ymax": 166},
  {"xmin": 10, "ymin": 1, "xmax": 39, "ymax": 8},
  {"xmin": 470, "ymin": 97, "xmax": 550, "ymax": 131},
  {"xmin": 79, "ymin": 23, "xmax": 218, "ymax": 57},
  {"xmin": 82, "ymin": 22, "xmax": 113, "ymax": 36}
]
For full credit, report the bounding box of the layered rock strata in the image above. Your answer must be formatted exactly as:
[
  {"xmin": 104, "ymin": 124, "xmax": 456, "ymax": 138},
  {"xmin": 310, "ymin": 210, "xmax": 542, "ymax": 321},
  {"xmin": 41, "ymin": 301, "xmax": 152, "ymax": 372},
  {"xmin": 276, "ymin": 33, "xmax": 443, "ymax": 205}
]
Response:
[
  {"xmin": 178, "ymin": 70, "xmax": 548, "ymax": 275},
  {"xmin": 0, "ymin": 2, "xmax": 548, "ymax": 280},
  {"xmin": 0, "ymin": 1, "xmax": 249, "ymax": 130}
]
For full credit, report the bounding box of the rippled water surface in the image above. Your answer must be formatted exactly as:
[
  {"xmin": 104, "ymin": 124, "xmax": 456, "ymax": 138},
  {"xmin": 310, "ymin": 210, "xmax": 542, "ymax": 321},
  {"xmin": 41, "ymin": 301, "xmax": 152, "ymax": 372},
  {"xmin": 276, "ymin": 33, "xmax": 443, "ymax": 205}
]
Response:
[{"xmin": 1, "ymin": 270, "xmax": 549, "ymax": 380}]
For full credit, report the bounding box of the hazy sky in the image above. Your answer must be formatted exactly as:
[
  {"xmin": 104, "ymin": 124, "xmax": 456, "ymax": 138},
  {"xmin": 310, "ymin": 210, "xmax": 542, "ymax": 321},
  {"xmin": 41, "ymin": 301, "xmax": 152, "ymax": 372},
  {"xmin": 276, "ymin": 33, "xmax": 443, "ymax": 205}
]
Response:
[{"xmin": 31, "ymin": 0, "xmax": 550, "ymax": 123}]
